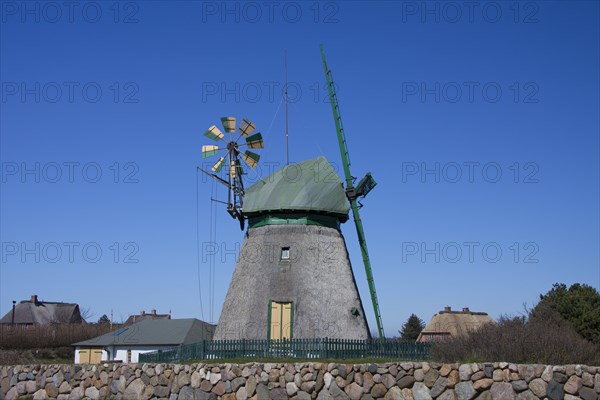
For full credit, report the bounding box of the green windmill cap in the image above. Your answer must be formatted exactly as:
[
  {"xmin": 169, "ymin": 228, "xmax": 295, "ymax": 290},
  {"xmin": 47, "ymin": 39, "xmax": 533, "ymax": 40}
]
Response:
[{"xmin": 243, "ymin": 156, "xmax": 350, "ymax": 221}]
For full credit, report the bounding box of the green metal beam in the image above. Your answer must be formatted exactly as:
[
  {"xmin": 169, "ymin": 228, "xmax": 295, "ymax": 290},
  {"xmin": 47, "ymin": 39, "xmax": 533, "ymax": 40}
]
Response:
[{"xmin": 320, "ymin": 44, "xmax": 385, "ymax": 339}]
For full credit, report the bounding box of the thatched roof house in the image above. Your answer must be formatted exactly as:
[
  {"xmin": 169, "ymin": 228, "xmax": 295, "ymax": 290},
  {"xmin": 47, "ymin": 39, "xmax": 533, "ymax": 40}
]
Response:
[
  {"xmin": 125, "ymin": 309, "xmax": 171, "ymax": 324},
  {"xmin": 0, "ymin": 295, "xmax": 84, "ymax": 325},
  {"xmin": 417, "ymin": 307, "xmax": 494, "ymax": 342}
]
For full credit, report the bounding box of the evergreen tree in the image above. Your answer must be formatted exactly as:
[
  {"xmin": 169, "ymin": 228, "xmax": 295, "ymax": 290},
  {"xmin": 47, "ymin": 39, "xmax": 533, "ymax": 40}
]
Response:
[
  {"xmin": 97, "ymin": 314, "xmax": 110, "ymax": 324},
  {"xmin": 534, "ymin": 283, "xmax": 600, "ymax": 342},
  {"xmin": 399, "ymin": 313, "xmax": 425, "ymax": 341}
]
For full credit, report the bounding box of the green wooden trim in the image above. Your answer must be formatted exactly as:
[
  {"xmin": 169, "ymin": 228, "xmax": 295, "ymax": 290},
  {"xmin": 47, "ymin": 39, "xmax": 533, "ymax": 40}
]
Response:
[
  {"xmin": 279, "ymin": 303, "xmax": 283, "ymax": 340},
  {"xmin": 248, "ymin": 214, "xmax": 340, "ymax": 229},
  {"xmin": 267, "ymin": 300, "xmax": 272, "ymax": 341},
  {"xmin": 289, "ymin": 302, "xmax": 294, "ymax": 340}
]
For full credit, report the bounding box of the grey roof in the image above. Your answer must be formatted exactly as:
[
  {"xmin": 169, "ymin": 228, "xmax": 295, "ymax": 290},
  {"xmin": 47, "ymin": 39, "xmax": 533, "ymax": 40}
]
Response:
[
  {"xmin": 243, "ymin": 157, "xmax": 350, "ymax": 220},
  {"xmin": 0, "ymin": 300, "xmax": 83, "ymax": 325},
  {"xmin": 73, "ymin": 319, "xmax": 215, "ymax": 347}
]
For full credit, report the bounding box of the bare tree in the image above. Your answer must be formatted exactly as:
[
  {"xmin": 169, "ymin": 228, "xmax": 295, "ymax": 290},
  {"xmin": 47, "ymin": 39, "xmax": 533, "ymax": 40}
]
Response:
[{"xmin": 79, "ymin": 307, "xmax": 95, "ymax": 322}]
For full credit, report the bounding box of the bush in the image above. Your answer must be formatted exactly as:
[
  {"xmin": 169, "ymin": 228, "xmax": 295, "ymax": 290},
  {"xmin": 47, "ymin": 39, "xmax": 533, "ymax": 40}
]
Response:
[
  {"xmin": 0, "ymin": 347, "xmax": 74, "ymax": 365},
  {"xmin": 0, "ymin": 323, "xmax": 118, "ymax": 350},
  {"xmin": 430, "ymin": 302, "xmax": 600, "ymax": 364}
]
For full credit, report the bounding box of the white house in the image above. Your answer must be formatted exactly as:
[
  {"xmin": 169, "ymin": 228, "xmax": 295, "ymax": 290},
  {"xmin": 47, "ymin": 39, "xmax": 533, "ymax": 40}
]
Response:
[{"xmin": 72, "ymin": 318, "xmax": 215, "ymax": 364}]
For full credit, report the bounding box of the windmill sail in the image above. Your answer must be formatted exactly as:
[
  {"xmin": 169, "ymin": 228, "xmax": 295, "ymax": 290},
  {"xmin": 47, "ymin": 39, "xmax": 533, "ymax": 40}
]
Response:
[
  {"xmin": 204, "ymin": 125, "xmax": 224, "ymax": 141},
  {"xmin": 199, "ymin": 116, "xmax": 265, "ymax": 231},
  {"xmin": 221, "ymin": 117, "xmax": 236, "ymax": 133},
  {"xmin": 320, "ymin": 45, "xmax": 385, "ymax": 339},
  {"xmin": 246, "ymin": 133, "xmax": 264, "ymax": 149},
  {"xmin": 238, "ymin": 118, "xmax": 256, "ymax": 137},
  {"xmin": 242, "ymin": 151, "xmax": 260, "ymax": 169},
  {"xmin": 212, "ymin": 156, "xmax": 226, "ymax": 172},
  {"xmin": 202, "ymin": 145, "xmax": 219, "ymax": 158}
]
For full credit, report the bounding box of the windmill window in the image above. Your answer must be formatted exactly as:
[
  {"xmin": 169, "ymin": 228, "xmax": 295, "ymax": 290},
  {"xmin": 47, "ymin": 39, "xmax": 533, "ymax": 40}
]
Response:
[{"xmin": 281, "ymin": 247, "xmax": 290, "ymax": 260}]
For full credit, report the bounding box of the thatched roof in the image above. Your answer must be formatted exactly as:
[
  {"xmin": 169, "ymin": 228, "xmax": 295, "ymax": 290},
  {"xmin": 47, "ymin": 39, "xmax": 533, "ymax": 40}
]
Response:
[
  {"xmin": 417, "ymin": 307, "xmax": 494, "ymax": 342},
  {"xmin": 0, "ymin": 295, "xmax": 84, "ymax": 325},
  {"xmin": 125, "ymin": 310, "xmax": 171, "ymax": 324}
]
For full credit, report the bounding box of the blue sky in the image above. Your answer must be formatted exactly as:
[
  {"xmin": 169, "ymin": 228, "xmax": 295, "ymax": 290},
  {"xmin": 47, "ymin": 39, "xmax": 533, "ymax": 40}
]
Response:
[{"xmin": 1, "ymin": 1, "xmax": 598, "ymax": 337}]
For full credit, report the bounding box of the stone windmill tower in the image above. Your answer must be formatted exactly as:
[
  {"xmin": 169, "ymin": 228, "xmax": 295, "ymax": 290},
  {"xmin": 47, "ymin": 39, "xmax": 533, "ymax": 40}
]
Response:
[
  {"xmin": 200, "ymin": 46, "xmax": 384, "ymax": 341},
  {"xmin": 213, "ymin": 156, "xmax": 370, "ymax": 340}
]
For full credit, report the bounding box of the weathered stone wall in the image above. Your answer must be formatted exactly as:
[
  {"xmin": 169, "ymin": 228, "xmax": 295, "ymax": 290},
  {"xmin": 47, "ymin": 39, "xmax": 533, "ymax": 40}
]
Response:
[{"xmin": 1, "ymin": 362, "xmax": 599, "ymax": 400}]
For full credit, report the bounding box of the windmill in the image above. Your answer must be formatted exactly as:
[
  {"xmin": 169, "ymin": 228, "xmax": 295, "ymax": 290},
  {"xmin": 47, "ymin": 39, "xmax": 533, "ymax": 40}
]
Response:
[
  {"xmin": 207, "ymin": 48, "xmax": 384, "ymax": 341},
  {"xmin": 213, "ymin": 156, "xmax": 371, "ymax": 340},
  {"xmin": 199, "ymin": 117, "xmax": 264, "ymax": 230}
]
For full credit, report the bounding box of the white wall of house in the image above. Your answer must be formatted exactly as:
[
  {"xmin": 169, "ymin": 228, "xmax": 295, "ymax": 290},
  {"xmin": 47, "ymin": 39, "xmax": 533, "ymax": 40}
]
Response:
[
  {"xmin": 114, "ymin": 346, "xmax": 173, "ymax": 363},
  {"xmin": 74, "ymin": 345, "xmax": 174, "ymax": 364}
]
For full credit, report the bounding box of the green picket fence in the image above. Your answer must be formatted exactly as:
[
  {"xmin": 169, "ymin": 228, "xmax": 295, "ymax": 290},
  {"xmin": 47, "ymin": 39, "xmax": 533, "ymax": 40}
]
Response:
[{"xmin": 138, "ymin": 339, "xmax": 430, "ymax": 363}]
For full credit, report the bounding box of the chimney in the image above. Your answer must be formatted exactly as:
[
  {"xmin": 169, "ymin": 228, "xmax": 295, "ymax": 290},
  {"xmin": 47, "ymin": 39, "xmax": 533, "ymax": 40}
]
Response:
[
  {"xmin": 151, "ymin": 309, "xmax": 157, "ymax": 316},
  {"xmin": 443, "ymin": 306, "xmax": 451, "ymax": 312},
  {"xmin": 462, "ymin": 307, "xmax": 470, "ymax": 313},
  {"xmin": 140, "ymin": 310, "xmax": 145, "ymax": 316},
  {"xmin": 30, "ymin": 295, "xmax": 38, "ymax": 304}
]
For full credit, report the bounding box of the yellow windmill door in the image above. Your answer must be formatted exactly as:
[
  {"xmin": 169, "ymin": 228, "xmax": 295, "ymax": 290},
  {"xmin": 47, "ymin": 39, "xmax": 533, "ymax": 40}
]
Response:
[{"xmin": 269, "ymin": 301, "xmax": 293, "ymax": 340}]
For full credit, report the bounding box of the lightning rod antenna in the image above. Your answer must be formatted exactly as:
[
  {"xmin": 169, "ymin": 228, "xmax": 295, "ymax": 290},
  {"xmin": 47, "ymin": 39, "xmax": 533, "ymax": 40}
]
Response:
[{"xmin": 285, "ymin": 50, "xmax": 289, "ymax": 165}]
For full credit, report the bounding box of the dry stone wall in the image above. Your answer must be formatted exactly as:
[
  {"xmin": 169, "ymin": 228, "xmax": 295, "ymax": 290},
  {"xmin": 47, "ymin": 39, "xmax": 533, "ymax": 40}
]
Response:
[{"xmin": 1, "ymin": 362, "xmax": 599, "ymax": 400}]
